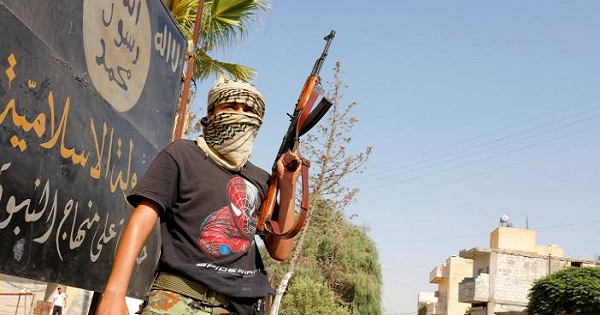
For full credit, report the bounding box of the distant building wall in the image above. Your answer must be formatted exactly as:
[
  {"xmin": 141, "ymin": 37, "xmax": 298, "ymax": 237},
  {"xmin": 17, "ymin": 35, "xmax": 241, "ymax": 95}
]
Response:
[
  {"xmin": 458, "ymin": 273, "xmax": 489, "ymax": 303},
  {"xmin": 491, "ymin": 251, "xmax": 548, "ymax": 308},
  {"xmin": 417, "ymin": 290, "xmax": 437, "ymax": 312},
  {"xmin": 428, "ymin": 256, "xmax": 473, "ymax": 315},
  {"xmin": 0, "ymin": 275, "xmax": 141, "ymax": 315},
  {"xmin": 490, "ymin": 227, "xmax": 536, "ymax": 252},
  {"xmin": 536, "ymin": 244, "xmax": 564, "ymax": 256},
  {"xmin": 0, "ymin": 274, "xmax": 47, "ymax": 315},
  {"xmin": 472, "ymin": 252, "xmax": 490, "ymax": 276},
  {"xmin": 447, "ymin": 257, "xmax": 473, "ymax": 315},
  {"xmin": 458, "ymin": 226, "xmax": 599, "ymax": 315}
]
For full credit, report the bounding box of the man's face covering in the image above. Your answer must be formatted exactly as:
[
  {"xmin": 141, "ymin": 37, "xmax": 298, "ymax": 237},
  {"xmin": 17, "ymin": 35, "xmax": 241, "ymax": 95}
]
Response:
[{"xmin": 196, "ymin": 78, "xmax": 266, "ymax": 171}]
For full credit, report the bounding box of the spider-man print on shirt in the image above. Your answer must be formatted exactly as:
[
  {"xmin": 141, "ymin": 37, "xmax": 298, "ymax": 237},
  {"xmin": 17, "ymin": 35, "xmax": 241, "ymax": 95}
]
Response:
[{"xmin": 198, "ymin": 176, "xmax": 259, "ymax": 258}]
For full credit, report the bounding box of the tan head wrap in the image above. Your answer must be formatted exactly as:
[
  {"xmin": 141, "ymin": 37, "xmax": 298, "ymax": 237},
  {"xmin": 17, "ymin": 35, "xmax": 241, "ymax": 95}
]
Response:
[
  {"xmin": 197, "ymin": 77, "xmax": 266, "ymax": 171},
  {"xmin": 206, "ymin": 77, "xmax": 265, "ymax": 119}
]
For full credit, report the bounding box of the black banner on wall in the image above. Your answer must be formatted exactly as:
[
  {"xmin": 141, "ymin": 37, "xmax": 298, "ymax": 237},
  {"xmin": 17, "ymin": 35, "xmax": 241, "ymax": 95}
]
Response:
[{"xmin": 0, "ymin": 0, "xmax": 186, "ymax": 298}]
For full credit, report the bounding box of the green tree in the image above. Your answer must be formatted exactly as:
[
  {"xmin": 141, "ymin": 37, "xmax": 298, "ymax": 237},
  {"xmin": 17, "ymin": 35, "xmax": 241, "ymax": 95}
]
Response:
[
  {"xmin": 280, "ymin": 274, "xmax": 350, "ymax": 315},
  {"xmin": 165, "ymin": 0, "xmax": 269, "ymax": 81},
  {"xmin": 308, "ymin": 201, "xmax": 381, "ymax": 314},
  {"xmin": 265, "ymin": 200, "xmax": 381, "ymax": 315},
  {"xmin": 417, "ymin": 304, "xmax": 427, "ymax": 315},
  {"xmin": 266, "ymin": 62, "xmax": 378, "ymax": 315},
  {"xmin": 303, "ymin": 61, "xmax": 372, "ymax": 209},
  {"xmin": 526, "ymin": 266, "xmax": 600, "ymax": 315}
]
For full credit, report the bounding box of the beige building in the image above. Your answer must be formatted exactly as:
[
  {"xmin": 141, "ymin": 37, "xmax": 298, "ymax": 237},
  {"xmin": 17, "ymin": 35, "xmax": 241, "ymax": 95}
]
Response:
[
  {"xmin": 0, "ymin": 274, "xmax": 48, "ymax": 315},
  {"xmin": 425, "ymin": 255, "xmax": 474, "ymax": 315},
  {"xmin": 420, "ymin": 225, "xmax": 600, "ymax": 315},
  {"xmin": 458, "ymin": 226, "xmax": 600, "ymax": 315},
  {"xmin": 0, "ymin": 274, "xmax": 141, "ymax": 315},
  {"xmin": 417, "ymin": 291, "xmax": 437, "ymax": 312}
]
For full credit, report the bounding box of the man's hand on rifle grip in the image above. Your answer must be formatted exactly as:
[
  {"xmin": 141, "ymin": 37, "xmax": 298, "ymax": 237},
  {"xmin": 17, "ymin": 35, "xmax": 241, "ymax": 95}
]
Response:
[{"xmin": 276, "ymin": 150, "xmax": 302, "ymax": 186}]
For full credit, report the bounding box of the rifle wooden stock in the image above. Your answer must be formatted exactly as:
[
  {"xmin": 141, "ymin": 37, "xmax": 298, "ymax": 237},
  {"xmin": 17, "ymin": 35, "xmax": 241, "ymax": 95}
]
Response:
[
  {"xmin": 257, "ymin": 174, "xmax": 278, "ymax": 234},
  {"xmin": 256, "ymin": 30, "xmax": 335, "ymax": 238},
  {"xmin": 297, "ymin": 77, "xmax": 319, "ymax": 111},
  {"xmin": 257, "ymin": 159, "xmax": 310, "ymax": 239}
]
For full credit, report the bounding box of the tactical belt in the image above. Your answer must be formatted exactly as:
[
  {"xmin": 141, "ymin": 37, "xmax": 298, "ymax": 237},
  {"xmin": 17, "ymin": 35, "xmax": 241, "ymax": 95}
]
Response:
[{"xmin": 152, "ymin": 272, "xmax": 230, "ymax": 309}]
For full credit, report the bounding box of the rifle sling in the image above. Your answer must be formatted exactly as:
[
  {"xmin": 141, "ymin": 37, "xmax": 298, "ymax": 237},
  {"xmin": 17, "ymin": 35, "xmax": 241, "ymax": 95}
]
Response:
[{"xmin": 264, "ymin": 158, "xmax": 311, "ymax": 239}]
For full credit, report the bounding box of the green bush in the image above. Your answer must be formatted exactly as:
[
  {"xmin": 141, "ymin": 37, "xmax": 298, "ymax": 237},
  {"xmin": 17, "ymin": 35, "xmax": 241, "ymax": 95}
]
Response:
[{"xmin": 526, "ymin": 266, "xmax": 600, "ymax": 315}]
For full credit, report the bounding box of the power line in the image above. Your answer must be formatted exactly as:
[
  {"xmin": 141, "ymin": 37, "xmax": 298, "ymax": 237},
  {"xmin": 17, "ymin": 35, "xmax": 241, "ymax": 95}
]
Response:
[
  {"xmin": 349, "ymin": 102, "xmax": 600, "ymax": 190},
  {"xmin": 350, "ymin": 101, "xmax": 600, "ymax": 186},
  {"xmin": 359, "ymin": 122, "xmax": 600, "ymax": 193},
  {"xmin": 383, "ymin": 275, "xmax": 425, "ymax": 292},
  {"xmin": 363, "ymin": 95, "xmax": 600, "ymax": 172},
  {"xmin": 361, "ymin": 135, "xmax": 600, "ymax": 197},
  {"xmin": 378, "ymin": 218, "xmax": 600, "ymax": 246},
  {"xmin": 378, "ymin": 233, "xmax": 484, "ymax": 245}
]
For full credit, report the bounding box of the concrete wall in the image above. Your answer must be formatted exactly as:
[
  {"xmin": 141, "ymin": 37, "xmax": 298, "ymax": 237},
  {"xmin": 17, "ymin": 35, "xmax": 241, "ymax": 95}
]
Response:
[
  {"xmin": 456, "ymin": 227, "xmax": 597, "ymax": 315},
  {"xmin": 458, "ymin": 273, "xmax": 489, "ymax": 303},
  {"xmin": 490, "ymin": 227, "xmax": 536, "ymax": 252},
  {"xmin": 472, "ymin": 253, "xmax": 490, "ymax": 276},
  {"xmin": 428, "ymin": 256, "xmax": 473, "ymax": 315},
  {"xmin": 447, "ymin": 257, "xmax": 473, "ymax": 315},
  {"xmin": 0, "ymin": 274, "xmax": 47, "ymax": 315},
  {"xmin": 536, "ymin": 244, "xmax": 564, "ymax": 257},
  {"xmin": 0, "ymin": 275, "xmax": 141, "ymax": 315},
  {"xmin": 492, "ymin": 252, "xmax": 549, "ymax": 308}
]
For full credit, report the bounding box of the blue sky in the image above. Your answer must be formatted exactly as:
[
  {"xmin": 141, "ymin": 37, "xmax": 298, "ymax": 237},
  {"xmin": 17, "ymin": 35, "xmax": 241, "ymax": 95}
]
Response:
[{"xmin": 190, "ymin": 1, "xmax": 600, "ymax": 314}]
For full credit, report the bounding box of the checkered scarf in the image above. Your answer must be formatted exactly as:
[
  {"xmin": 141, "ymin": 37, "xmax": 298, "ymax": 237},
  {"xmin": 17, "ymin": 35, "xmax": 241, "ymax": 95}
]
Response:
[{"xmin": 196, "ymin": 79, "xmax": 265, "ymax": 171}]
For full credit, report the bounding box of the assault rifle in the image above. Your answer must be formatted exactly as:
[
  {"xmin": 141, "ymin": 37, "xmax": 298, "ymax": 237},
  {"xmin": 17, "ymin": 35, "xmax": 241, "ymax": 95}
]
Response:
[{"xmin": 256, "ymin": 30, "xmax": 336, "ymax": 238}]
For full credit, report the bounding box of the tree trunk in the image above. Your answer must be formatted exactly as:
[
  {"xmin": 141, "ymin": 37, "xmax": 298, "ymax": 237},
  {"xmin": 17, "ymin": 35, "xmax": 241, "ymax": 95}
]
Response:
[
  {"xmin": 268, "ymin": 207, "xmax": 314, "ymax": 315},
  {"xmin": 269, "ymin": 271, "xmax": 292, "ymax": 315}
]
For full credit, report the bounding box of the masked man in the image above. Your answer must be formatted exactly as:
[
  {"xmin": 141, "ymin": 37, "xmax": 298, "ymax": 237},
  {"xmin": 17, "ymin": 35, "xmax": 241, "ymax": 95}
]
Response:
[{"xmin": 96, "ymin": 77, "xmax": 301, "ymax": 315}]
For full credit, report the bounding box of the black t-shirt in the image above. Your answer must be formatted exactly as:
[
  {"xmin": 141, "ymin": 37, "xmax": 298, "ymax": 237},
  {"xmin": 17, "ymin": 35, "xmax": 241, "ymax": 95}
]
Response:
[{"xmin": 127, "ymin": 139, "xmax": 272, "ymax": 298}]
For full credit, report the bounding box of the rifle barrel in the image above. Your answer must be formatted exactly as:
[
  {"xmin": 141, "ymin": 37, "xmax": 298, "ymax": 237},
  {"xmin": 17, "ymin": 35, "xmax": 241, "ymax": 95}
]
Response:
[{"xmin": 310, "ymin": 30, "xmax": 336, "ymax": 76}]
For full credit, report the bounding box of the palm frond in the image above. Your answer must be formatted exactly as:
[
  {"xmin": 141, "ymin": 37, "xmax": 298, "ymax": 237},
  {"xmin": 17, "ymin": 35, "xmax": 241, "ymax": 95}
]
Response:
[
  {"xmin": 201, "ymin": 0, "xmax": 270, "ymax": 51},
  {"xmin": 193, "ymin": 49, "xmax": 256, "ymax": 82},
  {"xmin": 164, "ymin": 0, "xmax": 199, "ymax": 38},
  {"xmin": 166, "ymin": 0, "xmax": 268, "ymax": 82}
]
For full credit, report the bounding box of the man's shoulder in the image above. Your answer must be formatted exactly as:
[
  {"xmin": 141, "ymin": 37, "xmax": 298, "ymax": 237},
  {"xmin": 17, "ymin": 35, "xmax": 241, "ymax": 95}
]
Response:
[
  {"xmin": 165, "ymin": 139, "xmax": 198, "ymax": 151},
  {"xmin": 244, "ymin": 161, "xmax": 268, "ymax": 174},
  {"xmin": 161, "ymin": 139, "xmax": 205, "ymax": 158},
  {"xmin": 241, "ymin": 161, "xmax": 270, "ymax": 184}
]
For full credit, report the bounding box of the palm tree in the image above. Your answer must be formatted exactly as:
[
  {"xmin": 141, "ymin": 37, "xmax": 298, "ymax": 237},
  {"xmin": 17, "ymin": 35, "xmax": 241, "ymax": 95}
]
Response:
[
  {"xmin": 165, "ymin": 0, "xmax": 270, "ymax": 82},
  {"xmin": 165, "ymin": 0, "xmax": 269, "ymax": 138}
]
